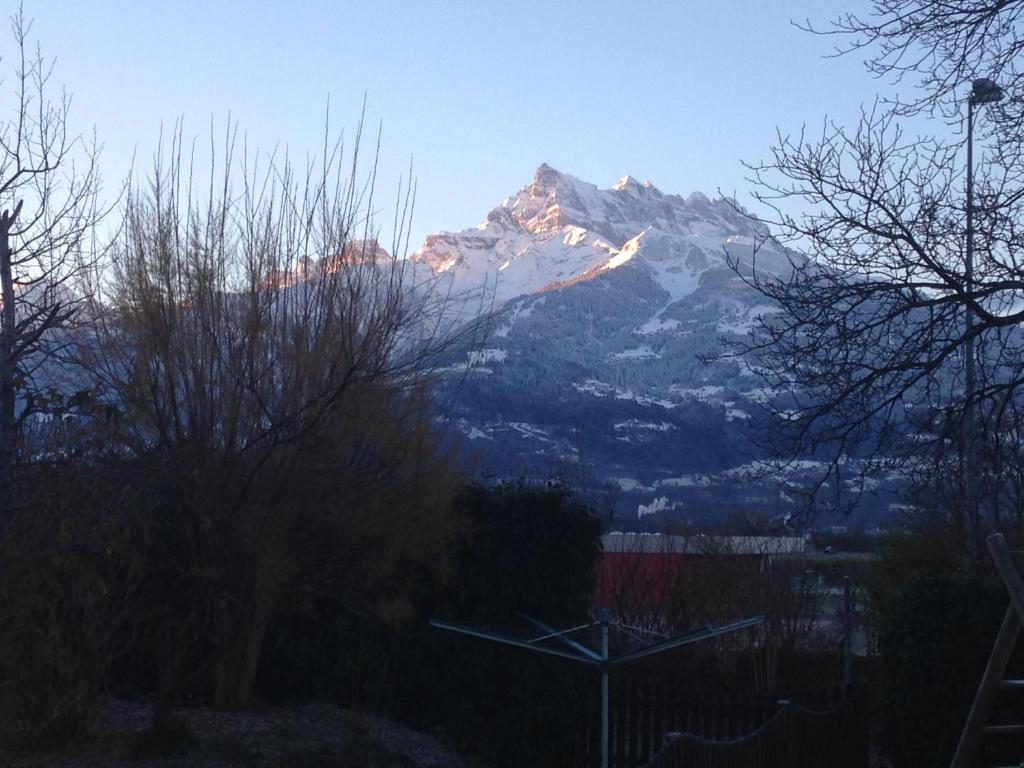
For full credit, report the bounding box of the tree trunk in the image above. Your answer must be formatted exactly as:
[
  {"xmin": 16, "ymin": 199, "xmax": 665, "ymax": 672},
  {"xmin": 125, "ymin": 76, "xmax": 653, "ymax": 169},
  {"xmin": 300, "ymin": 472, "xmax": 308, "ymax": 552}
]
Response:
[
  {"xmin": 0, "ymin": 204, "xmax": 21, "ymax": 517},
  {"xmin": 212, "ymin": 582, "xmax": 278, "ymax": 711},
  {"xmin": 152, "ymin": 611, "xmax": 180, "ymax": 736}
]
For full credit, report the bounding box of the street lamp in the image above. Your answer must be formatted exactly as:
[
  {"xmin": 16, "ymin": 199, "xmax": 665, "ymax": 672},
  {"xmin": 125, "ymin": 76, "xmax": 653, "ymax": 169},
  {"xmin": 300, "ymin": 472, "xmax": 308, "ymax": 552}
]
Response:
[{"xmin": 965, "ymin": 77, "xmax": 1003, "ymax": 558}]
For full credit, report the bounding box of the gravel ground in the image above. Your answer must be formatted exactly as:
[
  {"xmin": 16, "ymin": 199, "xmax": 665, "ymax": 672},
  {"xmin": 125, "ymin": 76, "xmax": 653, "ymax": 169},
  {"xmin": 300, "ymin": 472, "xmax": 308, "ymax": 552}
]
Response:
[{"xmin": 6, "ymin": 699, "xmax": 485, "ymax": 768}]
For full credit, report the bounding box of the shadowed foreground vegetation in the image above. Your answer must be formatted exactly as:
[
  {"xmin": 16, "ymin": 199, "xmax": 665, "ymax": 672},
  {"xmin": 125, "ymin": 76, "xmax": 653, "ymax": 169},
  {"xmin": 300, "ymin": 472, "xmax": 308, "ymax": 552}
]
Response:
[{"xmin": 5, "ymin": 4, "xmax": 1024, "ymax": 766}]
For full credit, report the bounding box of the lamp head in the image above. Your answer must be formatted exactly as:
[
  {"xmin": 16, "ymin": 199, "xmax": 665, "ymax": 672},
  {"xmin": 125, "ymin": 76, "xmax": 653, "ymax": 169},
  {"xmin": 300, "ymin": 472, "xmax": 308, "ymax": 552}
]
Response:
[{"xmin": 971, "ymin": 78, "xmax": 1005, "ymax": 105}]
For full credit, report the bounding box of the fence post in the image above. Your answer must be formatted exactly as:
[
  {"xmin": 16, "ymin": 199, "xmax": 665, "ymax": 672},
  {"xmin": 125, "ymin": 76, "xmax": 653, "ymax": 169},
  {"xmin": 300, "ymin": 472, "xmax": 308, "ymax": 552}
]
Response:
[
  {"xmin": 601, "ymin": 609, "xmax": 610, "ymax": 768},
  {"xmin": 843, "ymin": 575, "xmax": 853, "ymax": 691}
]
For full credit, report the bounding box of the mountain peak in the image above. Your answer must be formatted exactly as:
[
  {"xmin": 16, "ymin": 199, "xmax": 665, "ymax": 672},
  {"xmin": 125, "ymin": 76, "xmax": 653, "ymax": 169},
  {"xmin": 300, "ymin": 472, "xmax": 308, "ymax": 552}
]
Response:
[
  {"xmin": 613, "ymin": 175, "xmax": 652, "ymax": 192},
  {"xmin": 412, "ymin": 165, "xmax": 781, "ymax": 310},
  {"xmin": 529, "ymin": 163, "xmax": 566, "ymax": 194},
  {"xmin": 502, "ymin": 166, "xmax": 752, "ymax": 244}
]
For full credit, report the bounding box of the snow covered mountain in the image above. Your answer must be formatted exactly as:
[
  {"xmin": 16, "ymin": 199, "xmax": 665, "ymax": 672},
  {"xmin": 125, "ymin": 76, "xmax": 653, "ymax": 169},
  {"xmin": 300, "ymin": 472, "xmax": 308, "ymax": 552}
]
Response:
[
  {"xmin": 415, "ymin": 165, "xmax": 896, "ymax": 525},
  {"xmin": 415, "ymin": 163, "xmax": 791, "ymax": 313}
]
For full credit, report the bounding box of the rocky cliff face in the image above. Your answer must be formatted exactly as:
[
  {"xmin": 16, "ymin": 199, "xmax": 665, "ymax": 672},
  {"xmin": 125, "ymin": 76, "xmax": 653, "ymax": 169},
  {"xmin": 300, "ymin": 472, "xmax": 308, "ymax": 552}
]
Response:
[{"xmin": 413, "ymin": 163, "xmax": 790, "ymax": 311}]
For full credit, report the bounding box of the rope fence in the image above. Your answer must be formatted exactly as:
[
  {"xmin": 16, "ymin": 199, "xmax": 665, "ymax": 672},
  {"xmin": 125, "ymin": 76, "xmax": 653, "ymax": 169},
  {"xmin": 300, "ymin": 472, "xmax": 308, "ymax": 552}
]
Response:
[{"xmin": 641, "ymin": 693, "xmax": 868, "ymax": 768}]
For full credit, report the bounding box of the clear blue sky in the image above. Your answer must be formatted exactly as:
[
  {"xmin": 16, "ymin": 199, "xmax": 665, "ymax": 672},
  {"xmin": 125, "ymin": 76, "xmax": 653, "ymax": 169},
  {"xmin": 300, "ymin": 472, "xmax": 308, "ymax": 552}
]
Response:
[{"xmin": 24, "ymin": 0, "xmax": 887, "ymax": 252}]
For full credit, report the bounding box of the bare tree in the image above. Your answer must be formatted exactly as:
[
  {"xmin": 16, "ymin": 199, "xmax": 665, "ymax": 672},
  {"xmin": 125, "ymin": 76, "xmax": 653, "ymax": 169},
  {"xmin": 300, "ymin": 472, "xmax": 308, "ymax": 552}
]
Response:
[
  {"xmin": 809, "ymin": 1, "xmax": 1024, "ymax": 121},
  {"xmin": 82, "ymin": 118, "xmax": 474, "ymax": 712},
  {"xmin": 0, "ymin": 9, "xmax": 104, "ymax": 512},
  {"xmin": 729, "ymin": 2, "xmax": 1024, "ymax": 555},
  {"xmin": 806, "ymin": 2, "xmax": 1024, "ymax": 177}
]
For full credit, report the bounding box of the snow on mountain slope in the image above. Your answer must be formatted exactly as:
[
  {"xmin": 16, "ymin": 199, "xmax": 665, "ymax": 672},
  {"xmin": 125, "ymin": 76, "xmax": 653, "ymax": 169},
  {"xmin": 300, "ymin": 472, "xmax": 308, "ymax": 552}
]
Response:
[
  {"xmin": 412, "ymin": 164, "xmax": 793, "ymax": 315},
  {"xmin": 417, "ymin": 166, "xmax": 896, "ymax": 525}
]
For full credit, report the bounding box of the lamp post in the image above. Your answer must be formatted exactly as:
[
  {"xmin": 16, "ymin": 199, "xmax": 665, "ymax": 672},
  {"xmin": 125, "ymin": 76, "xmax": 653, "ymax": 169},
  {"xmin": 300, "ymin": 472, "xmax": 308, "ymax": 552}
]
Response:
[{"xmin": 965, "ymin": 77, "xmax": 1003, "ymax": 558}]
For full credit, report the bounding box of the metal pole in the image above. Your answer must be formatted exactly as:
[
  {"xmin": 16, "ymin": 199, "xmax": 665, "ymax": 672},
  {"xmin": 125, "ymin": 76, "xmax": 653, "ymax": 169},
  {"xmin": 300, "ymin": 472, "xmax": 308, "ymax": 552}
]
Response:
[
  {"xmin": 431, "ymin": 610, "xmax": 764, "ymax": 766},
  {"xmin": 965, "ymin": 95, "xmax": 979, "ymax": 561},
  {"xmin": 600, "ymin": 608, "xmax": 609, "ymax": 768},
  {"xmin": 842, "ymin": 576, "xmax": 852, "ymax": 690}
]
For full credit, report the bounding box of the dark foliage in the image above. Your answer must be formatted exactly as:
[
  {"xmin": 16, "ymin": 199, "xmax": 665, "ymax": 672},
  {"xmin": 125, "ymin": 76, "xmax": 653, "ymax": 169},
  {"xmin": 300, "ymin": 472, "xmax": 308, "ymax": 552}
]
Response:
[
  {"xmin": 875, "ymin": 574, "xmax": 1007, "ymax": 768},
  {"xmin": 0, "ymin": 458, "xmax": 145, "ymax": 746},
  {"xmin": 391, "ymin": 483, "xmax": 603, "ymax": 768},
  {"xmin": 255, "ymin": 482, "xmax": 605, "ymax": 768},
  {"xmin": 444, "ymin": 482, "xmax": 604, "ymax": 624}
]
